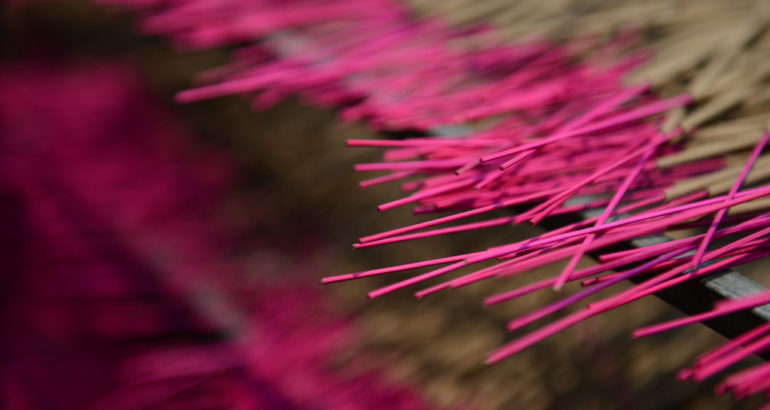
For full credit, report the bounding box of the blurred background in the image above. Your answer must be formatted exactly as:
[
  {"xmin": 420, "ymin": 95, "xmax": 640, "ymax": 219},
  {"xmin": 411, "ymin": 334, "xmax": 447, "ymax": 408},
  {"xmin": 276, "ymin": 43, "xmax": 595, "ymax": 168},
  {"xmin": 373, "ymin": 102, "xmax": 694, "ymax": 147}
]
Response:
[{"xmin": 0, "ymin": 1, "xmax": 764, "ymax": 409}]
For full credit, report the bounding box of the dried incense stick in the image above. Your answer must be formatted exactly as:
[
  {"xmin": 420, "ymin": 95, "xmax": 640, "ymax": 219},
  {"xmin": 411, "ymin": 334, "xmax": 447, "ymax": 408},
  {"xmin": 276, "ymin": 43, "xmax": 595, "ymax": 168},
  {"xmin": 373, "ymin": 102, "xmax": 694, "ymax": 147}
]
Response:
[
  {"xmin": 97, "ymin": 0, "xmax": 770, "ymax": 405},
  {"xmin": 554, "ymin": 133, "xmax": 671, "ymax": 290},
  {"xmin": 633, "ymin": 290, "xmax": 770, "ymax": 339},
  {"xmin": 689, "ymin": 132, "xmax": 770, "ymax": 275}
]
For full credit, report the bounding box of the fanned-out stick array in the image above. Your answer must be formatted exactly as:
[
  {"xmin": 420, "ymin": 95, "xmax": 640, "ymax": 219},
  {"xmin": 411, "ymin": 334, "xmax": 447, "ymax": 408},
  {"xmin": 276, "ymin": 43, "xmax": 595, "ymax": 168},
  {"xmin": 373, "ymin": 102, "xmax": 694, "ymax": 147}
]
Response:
[{"xmin": 97, "ymin": 0, "xmax": 770, "ymax": 405}]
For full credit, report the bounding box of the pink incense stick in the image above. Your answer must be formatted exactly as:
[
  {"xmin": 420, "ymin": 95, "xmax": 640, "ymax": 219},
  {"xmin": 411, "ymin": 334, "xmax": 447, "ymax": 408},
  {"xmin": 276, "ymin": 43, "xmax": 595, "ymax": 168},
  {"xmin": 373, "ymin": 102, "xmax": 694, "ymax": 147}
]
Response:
[
  {"xmin": 478, "ymin": 94, "xmax": 690, "ymax": 163},
  {"xmin": 594, "ymin": 223, "xmax": 770, "ymax": 311},
  {"xmin": 506, "ymin": 247, "xmax": 695, "ymax": 332},
  {"xmin": 487, "ymin": 249, "xmax": 767, "ymax": 364},
  {"xmin": 633, "ymin": 290, "xmax": 770, "ymax": 339},
  {"xmin": 553, "ymin": 132, "xmax": 671, "ymax": 289},
  {"xmin": 688, "ymin": 321, "xmax": 770, "ymax": 377},
  {"xmin": 690, "ymin": 131, "xmax": 770, "ymax": 274}
]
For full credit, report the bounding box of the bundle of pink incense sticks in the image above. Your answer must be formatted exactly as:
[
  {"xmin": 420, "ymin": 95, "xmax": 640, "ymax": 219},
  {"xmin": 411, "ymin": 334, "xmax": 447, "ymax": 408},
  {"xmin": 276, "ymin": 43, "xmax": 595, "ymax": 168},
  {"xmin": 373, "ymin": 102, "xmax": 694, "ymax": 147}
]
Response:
[{"xmin": 92, "ymin": 0, "xmax": 770, "ymax": 405}]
